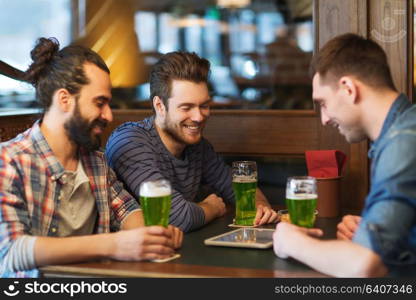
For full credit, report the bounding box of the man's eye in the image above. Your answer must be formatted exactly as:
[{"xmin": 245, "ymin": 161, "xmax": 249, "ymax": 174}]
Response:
[{"xmin": 181, "ymin": 106, "xmax": 191, "ymax": 111}]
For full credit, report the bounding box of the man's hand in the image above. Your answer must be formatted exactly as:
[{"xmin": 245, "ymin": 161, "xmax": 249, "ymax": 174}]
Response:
[
  {"xmin": 167, "ymin": 225, "xmax": 183, "ymax": 249},
  {"xmin": 198, "ymin": 193, "xmax": 226, "ymax": 223},
  {"xmin": 111, "ymin": 226, "xmax": 176, "ymax": 261},
  {"xmin": 254, "ymin": 205, "xmax": 279, "ymax": 225},
  {"xmin": 253, "ymin": 188, "xmax": 278, "ymax": 225},
  {"xmin": 273, "ymin": 222, "xmax": 323, "ymax": 259},
  {"xmin": 337, "ymin": 215, "xmax": 361, "ymax": 241}
]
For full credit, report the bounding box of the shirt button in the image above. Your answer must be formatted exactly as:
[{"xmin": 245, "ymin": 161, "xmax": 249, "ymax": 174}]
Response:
[{"xmin": 51, "ymin": 227, "xmax": 57, "ymax": 233}]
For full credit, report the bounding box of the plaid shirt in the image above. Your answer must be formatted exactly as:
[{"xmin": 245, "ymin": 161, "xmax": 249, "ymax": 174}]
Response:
[{"xmin": 0, "ymin": 121, "xmax": 139, "ymax": 277}]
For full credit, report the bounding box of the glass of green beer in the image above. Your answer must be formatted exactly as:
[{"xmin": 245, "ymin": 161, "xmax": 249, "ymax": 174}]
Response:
[
  {"xmin": 232, "ymin": 161, "xmax": 257, "ymax": 226},
  {"xmin": 285, "ymin": 176, "xmax": 317, "ymax": 228},
  {"xmin": 139, "ymin": 179, "xmax": 172, "ymax": 227}
]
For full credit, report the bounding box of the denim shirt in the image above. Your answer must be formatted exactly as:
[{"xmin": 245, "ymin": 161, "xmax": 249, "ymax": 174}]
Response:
[{"xmin": 353, "ymin": 94, "xmax": 416, "ymax": 276}]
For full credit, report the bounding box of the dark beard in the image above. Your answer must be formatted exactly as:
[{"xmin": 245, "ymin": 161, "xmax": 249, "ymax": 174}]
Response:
[{"xmin": 64, "ymin": 106, "xmax": 107, "ymax": 151}]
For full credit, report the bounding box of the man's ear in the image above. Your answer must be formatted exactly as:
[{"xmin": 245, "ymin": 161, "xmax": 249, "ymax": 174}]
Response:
[
  {"xmin": 153, "ymin": 96, "xmax": 167, "ymax": 116},
  {"xmin": 339, "ymin": 76, "xmax": 359, "ymax": 104},
  {"xmin": 54, "ymin": 88, "xmax": 74, "ymax": 112}
]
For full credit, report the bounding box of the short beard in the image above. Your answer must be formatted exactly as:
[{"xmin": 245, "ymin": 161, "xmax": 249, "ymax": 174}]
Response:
[
  {"xmin": 163, "ymin": 122, "xmax": 187, "ymax": 146},
  {"xmin": 64, "ymin": 105, "xmax": 107, "ymax": 151},
  {"xmin": 162, "ymin": 114, "xmax": 202, "ymax": 146}
]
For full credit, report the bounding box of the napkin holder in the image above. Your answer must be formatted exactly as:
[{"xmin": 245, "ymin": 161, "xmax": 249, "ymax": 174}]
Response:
[
  {"xmin": 305, "ymin": 150, "xmax": 346, "ymax": 218},
  {"xmin": 316, "ymin": 176, "xmax": 342, "ymax": 217}
]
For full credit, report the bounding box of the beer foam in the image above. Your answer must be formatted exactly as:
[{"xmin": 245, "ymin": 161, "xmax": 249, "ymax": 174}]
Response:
[
  {"xmin": 140, "ymin": 185, "xmax": 171, "ymax": 197},
  {"xmin": 233, "ymin": 175, "xmax": 257, "ymax": 183},
  {"xmin": 286, "ymin": 193, "xmax": 317, "ymax": 200}
]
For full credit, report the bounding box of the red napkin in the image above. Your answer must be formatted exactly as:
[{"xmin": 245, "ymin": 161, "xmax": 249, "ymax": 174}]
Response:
[{"xmin": 305, "ymin": 150, "xmax": 347, "ymax": 178}]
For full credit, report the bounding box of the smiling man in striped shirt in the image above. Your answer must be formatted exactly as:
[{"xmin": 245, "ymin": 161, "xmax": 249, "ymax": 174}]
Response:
[{"xmin": 105, "ymin": 52, "xmax": 278, "ymax": 232}]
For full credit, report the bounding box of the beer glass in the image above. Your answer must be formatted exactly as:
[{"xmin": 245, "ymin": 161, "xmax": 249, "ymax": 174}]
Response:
[
  {"xmin": 139, "ymin": 179, "xmax": 172, "ymax": 227},
  {"xmin": 285, "ymin": 176, "xmax": 317, "ymax": 228},
  {"xmin": 232, "ymin": 161, "xmax": 257, "ymax": 226}
]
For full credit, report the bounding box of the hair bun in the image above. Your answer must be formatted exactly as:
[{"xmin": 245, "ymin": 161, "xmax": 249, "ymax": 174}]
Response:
[{"xmin": 25, "ymin": 37, "xmax": 60, "ymax": 85}]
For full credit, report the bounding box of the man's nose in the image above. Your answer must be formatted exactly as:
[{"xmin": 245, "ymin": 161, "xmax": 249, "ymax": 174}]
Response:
[
  {"xmin": 320, "ymin": 108, "xmax": 330, "ymax": 126},
  {"xmin": 102, "ymin": 105, "xmax": 113, "ymax": 123},
  {"xmin": 191, "ymin": 108, "xmax": 204, "ymax": 122}
]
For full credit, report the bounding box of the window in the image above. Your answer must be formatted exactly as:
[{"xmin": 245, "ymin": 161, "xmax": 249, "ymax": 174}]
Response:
[
  {"xmin": 0, "ymin": 0, "xmax": 71, "ymax": 109},
  {"xmin": 133, "ymin": 1, "xmax": 314, "ymax": 110},
  {"xmin": 135, "ymin": 12, "xmax": 157, "ymax": 52}
]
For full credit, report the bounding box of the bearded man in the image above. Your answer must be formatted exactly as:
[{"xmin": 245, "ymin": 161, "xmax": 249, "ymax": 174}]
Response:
[{"xmin": 0, "ymin": 38, "xmax": 182, "ymax": 277}]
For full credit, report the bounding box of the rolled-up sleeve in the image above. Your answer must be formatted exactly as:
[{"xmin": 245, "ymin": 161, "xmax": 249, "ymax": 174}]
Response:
[
  {"xmin": 0, "ymin": 150, "xmax": 34, "ymax": 275},
  {"xmin": 353, "ymin": 201, "xmax": 416, "ymax": 274},
  {"xmin": 107, "ymin": 165, "xmax": 140, "ymax": 230}
]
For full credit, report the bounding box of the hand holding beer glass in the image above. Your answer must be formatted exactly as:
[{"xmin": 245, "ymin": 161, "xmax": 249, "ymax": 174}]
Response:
[
  {"xmin": 232, "ymin": 161, "xmax": 257, "ymax": 226},
  {"xmin": 285, "ymin": 176, "xmax": 317, "ymax": 228},
  {"xmin": 139, "ymin": 180, "xmax": 182, "ymax": 262},
  {"xmin": 139, "ymin": 179, "xmax": 172, "ymax": 227}
]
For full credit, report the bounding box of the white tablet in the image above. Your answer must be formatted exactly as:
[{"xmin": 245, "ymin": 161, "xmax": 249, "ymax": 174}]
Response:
[{"xmin": 204, "ymin": 228, "xmax": 275, "ymax": 249}]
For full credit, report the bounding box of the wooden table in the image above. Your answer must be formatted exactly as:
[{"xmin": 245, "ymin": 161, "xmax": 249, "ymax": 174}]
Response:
[{"xmin": 40, "ymin": 210, "xmax": 339, "ymax": 278}]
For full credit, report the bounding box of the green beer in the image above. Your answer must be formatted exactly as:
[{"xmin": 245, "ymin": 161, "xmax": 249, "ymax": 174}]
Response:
[
  {"xmin": 139, "ymin": 180, "xmax": 171, "ymax": 227},
  {"xmin": 140, "ymin": 194, "xmax": 171, "ymax": 227},
  {"xmin": 233, "ymin": 177, "xmax": 257, "ymax": 226},
  {"xmin": 285, "ymin": 194, "xmax": 317, "ymax": 228}
]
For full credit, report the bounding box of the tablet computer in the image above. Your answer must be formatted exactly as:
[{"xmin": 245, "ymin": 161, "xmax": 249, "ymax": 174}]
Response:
[{"xmin": 204, "ymin": 228, "xmax": 275, "ymax": 249}]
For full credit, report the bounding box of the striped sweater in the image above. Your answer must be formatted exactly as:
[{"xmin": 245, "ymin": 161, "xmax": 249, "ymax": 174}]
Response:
[{"xmin": 105, "ymin": 116, "xmax": 234, "ymax": 232}]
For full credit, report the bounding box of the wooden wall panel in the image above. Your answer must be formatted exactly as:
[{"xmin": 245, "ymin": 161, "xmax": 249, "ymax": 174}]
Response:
[
  {"xmin": 200, "ymin": 111, "xmax": 320, "ymax": 156},
  {"xmin": 102, "ymin": 110, "xmax": 320, "ymax": 156},
  {"xmin": 315, "ymin": 0, "xmax": 370, "ymax": 213},
  {"xmin": 315, "ymin": 0, "xmax": 367, "ymax": 47},
  {"xmin": 369, "ymin": 0, "xmax": 409, "ymax": 94},
  {"xmin": 0, "ymin": 112, "xmax": 40, "ymax": 142}
]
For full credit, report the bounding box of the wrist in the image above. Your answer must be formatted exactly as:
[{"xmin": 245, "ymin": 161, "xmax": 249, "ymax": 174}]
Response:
[
  {"xmin": 98, "ymin": 233, "xmax": 116, "ymax": 259},
  {"xmin": 278, "ymin": 224, "xmax": 303, "ymax": 258},
  {"xmin": 256, "ymin": 201, "xmax": 270, "ymax": 208},
  {"xmin": 197, "ymin": 202, "xmax": 216, "ymax": 223},
  {"xmin": 120, "ymin": 210, "xmax": 144, "ymax": 230}
]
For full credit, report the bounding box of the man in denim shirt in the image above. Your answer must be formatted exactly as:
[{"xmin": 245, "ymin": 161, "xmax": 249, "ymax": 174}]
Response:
[{"xmin": 273, "ymin": 33, "xmax": 415, "ymax": 277}]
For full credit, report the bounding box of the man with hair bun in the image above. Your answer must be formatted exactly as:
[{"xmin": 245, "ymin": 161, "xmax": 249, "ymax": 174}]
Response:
[
  {"xmin": 0, "ymin": 37, "xmax": 183, "ymax": 278},
  {"xmin": 273, "ymin": 33, "xmax": 416, "ymax": 277}
]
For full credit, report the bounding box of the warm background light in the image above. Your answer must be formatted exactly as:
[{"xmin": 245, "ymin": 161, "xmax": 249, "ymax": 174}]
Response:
[
  {"xmin": 76, "ymin": 0, "xmax": 147, "ymax": 87},
  {"xmin": 217, "ymin": 0, "xmax": 250, "ymax": 8}
]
